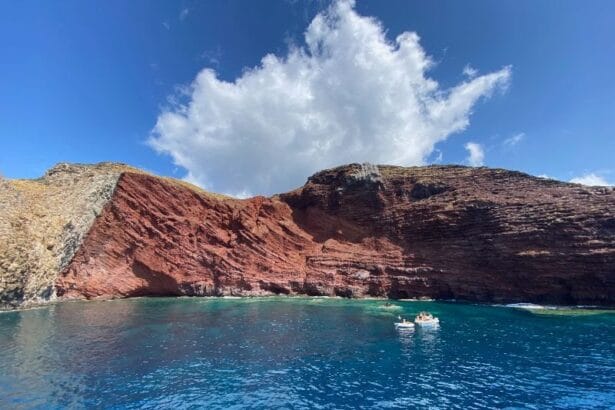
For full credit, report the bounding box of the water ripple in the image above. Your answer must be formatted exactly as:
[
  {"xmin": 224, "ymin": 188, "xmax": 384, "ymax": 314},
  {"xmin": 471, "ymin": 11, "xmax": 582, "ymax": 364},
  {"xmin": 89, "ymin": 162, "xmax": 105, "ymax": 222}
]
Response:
[{"xmin": 0, "ymin": 298, "xmax": 613, "ymax": 409}]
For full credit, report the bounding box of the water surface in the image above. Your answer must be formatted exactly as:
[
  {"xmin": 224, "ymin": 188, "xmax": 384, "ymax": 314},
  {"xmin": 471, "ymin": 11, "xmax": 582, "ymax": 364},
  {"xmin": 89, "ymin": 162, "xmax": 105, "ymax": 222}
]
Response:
[{"xmin": 1, "ymin": 297, "xmax": 614, "ymax": 409}]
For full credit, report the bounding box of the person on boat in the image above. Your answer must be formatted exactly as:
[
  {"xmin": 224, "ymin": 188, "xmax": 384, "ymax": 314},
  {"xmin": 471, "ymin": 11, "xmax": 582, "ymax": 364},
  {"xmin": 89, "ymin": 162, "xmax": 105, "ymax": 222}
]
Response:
[{"xmin": 417, "ymin": 312, "xmax": 432, "ymax": 320}]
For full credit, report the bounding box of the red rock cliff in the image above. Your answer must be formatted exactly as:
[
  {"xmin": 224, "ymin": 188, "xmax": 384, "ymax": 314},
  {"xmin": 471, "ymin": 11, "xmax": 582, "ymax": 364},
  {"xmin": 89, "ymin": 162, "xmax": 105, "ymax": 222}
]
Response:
[{"xmin": 56, "ymin": 164, "xmax": 615, "ymax": 305}]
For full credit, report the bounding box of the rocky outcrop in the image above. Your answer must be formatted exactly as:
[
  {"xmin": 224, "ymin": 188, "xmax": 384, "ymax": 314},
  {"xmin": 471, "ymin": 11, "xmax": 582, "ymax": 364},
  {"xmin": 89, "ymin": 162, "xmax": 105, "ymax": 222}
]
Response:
[
  {"xmin": 2, "ymin": 162, "xmax": 614, "ymax": 308},
  {"xmin": 0, "ymin": 163, "xmax": 134, "ymax": 308},
  {"xmin": 281, "ymin": 165, "xmax": 615, "ymax": 304}
]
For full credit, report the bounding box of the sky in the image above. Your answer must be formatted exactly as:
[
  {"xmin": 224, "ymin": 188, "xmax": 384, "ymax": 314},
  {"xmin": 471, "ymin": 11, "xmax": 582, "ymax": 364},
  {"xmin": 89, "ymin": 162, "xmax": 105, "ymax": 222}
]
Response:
[{"xmin": 1, "ymin": 0, "xmax": 614, "ymax": 195}]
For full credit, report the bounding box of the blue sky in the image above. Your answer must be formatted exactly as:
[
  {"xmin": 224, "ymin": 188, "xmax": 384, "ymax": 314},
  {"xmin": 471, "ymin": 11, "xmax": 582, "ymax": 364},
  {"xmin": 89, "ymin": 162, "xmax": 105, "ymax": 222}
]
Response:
[{"xmin": 1, "ymin": 0, "xmax": 613, "ymax": 194}]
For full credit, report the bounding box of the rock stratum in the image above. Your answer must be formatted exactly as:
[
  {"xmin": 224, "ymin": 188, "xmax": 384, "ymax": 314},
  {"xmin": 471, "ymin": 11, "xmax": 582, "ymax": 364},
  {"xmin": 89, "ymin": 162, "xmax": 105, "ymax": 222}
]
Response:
[{"xmin": 1, "ymin": 162, "xmax": 614, "ymax": 309}]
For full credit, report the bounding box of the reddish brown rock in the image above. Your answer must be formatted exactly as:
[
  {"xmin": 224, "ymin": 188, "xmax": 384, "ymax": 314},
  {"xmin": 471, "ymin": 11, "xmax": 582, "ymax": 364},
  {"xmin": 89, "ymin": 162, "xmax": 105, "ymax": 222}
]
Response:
[{"xmin": 55, "ymin": 164, "xmax": 615, "ymax": 305}]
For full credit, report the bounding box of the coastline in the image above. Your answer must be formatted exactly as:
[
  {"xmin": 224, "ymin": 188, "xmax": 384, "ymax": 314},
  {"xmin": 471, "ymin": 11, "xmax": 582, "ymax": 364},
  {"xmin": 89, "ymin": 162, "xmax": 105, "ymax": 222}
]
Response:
[
  {"xmin": 3, "ymin": 163, "xmax": 613, "ymax": 310},
  {"xmin": 3, "ymin": 294, "xmax": 614, "ymax": 314}
]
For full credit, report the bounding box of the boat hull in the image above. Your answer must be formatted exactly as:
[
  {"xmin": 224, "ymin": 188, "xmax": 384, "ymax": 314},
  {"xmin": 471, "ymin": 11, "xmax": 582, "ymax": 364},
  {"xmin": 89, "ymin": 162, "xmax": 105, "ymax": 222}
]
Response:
[{"xmin": 415, "ymin": 319, "xmax": 440, "ymax": 327}]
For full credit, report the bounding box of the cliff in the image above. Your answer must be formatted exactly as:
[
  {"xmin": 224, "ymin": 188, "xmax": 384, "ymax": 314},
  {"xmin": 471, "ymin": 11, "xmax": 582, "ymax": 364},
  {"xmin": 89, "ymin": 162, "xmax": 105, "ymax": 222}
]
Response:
[
  {"xmin": 1, "ymin": 162, "xmax": 614, "ymax": 308},
  {"xmin": 0, "ymin": 163, "xmax": 125, "ymax": 308}
]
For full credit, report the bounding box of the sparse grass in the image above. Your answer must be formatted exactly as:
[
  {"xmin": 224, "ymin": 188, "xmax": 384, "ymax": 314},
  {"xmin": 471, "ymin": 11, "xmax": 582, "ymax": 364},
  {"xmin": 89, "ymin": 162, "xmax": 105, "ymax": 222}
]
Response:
[
  {"xmin": 110, "ymin": 164, "xmax": 233, "ymax": 200},
  {"xmin": 159, "ymin": 177, "xmax": 233, "ymax": 200},
  {"xmin": 9, "ymin": 179, "xmax": 46, "ymax": 193}
]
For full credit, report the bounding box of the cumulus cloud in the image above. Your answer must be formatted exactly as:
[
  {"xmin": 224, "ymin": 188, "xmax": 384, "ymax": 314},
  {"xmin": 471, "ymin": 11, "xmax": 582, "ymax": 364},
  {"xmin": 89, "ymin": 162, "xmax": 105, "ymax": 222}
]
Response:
[
  {"xmin": 149, "ymin": 0, "xmax": 511, "ymax": 196},
  {"xmin": 464, "ymin": 142, "xmax": 485, "ymax": 166},
  {"xmin": 570, "ymin": 173, "xmax": 612, "ymax": 186},
  {"xmin": 503, "ymin": 132, "xmax": 525, "ymax": 147}
]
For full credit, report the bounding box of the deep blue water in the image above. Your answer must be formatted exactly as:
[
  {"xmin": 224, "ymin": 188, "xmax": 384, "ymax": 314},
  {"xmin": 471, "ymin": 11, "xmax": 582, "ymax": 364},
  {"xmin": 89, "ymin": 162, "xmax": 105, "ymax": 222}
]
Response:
[{"xmin": 0, "ymin": 298, "xmax": 614, "ymax": 409}]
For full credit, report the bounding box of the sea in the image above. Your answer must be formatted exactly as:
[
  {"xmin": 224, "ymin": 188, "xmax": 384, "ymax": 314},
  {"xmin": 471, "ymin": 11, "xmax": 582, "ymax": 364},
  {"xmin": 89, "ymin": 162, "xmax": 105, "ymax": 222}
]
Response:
[{"xmin": 1, "ymin": 297, "xmax": 613, "ymax": 409}]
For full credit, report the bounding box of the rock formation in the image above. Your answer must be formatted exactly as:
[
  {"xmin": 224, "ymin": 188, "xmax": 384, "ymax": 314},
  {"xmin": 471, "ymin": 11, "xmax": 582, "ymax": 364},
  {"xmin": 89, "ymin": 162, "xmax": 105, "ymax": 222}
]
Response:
[
  {"xmin": 0, "ymin": 163, "xmax": 124, "ymax": 308},
  {"xmin": 1, "ymin": 162, "xmax": 614, "ymax": 309}
]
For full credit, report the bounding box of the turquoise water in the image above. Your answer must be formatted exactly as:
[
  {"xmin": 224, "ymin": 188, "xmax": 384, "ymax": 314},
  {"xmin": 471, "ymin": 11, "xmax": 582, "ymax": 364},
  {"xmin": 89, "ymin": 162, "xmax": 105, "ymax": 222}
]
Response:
[{"xmin": 1, "ymin": 298, "xmax": 614, "ymax": 409}]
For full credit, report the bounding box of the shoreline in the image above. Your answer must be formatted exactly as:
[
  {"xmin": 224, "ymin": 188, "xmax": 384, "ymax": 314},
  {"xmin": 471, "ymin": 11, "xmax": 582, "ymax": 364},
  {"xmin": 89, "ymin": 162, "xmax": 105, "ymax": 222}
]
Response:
[{"xmin": 2, "ymin": 294, "xmax": 614, "ymax": 314}]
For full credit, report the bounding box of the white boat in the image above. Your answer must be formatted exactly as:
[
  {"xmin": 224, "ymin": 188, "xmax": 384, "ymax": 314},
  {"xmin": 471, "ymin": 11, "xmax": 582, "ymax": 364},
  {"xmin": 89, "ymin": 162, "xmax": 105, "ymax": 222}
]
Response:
[
  {"xmin": 414, "ymin": 311, "xmax": 439, "ymax": 327},
  {"xmin": 394, "ymin": 316, "xmax": 415, "ymax": 329},
  {"xmin": 381, "ymin": 302, "xmax": 401, "ymax": 310}
]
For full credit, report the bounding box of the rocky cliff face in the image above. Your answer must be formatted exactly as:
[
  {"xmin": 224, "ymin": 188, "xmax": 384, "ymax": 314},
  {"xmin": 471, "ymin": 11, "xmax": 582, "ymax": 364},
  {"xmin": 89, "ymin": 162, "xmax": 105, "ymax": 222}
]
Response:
[
  {"xmin": 0, "ymin": 163, "xmax": 126, "ymax": 308},
  {"xmin": 2, "ymin": 163, "xmax": 614, "ymax": 308}
]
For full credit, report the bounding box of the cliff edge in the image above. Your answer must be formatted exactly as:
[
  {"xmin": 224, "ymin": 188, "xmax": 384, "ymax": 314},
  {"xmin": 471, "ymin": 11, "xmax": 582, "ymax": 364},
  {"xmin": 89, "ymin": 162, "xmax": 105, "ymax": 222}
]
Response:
[{"xmin": 1, "ymin": 162, "xmax": 614, "ymax": 308}]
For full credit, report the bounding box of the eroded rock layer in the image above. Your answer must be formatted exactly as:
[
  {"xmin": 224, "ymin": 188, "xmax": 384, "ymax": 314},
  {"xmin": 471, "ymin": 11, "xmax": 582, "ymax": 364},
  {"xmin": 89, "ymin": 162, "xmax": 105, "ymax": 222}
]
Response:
[
  {"xmin": 0, "ymin": 163, "xmax": 126, "ymax": 307},
  {"xmin": 54, "ymin": 163, "xmax": 615, "ymax": 306}
]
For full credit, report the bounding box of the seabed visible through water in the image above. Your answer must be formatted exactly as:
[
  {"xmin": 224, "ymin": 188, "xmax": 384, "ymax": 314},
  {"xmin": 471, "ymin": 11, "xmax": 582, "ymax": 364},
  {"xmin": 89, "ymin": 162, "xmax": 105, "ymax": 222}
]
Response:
[{"xmin": 1, "ymin": 296, "xmax": 614, "ymax": 409}]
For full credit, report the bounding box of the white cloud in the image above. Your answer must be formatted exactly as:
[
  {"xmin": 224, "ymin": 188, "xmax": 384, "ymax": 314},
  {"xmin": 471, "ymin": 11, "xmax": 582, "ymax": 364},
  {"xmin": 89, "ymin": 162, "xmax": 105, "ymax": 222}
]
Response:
[
  {"xmin": 180, "ymin": 8, "xmax": 189, "ymax": 21},
  {"xmin": 464, "ymin": 142, "xmax": 485, "ymax": 166},
  {"xmin": 431, "ymin": 148, "xmax": 443, "ymax": 163},
  {"xmin": 570, "ymin": 173, "xmax": 612, "ymax": 186},
  {"xmin": 200, "ymin": 46, "xmax": 222, "ymax": 67},
  {"xmin": 462, "ymin": 64, "xmax": 478, "ymax": 78},
  {"xmin": 149, "ymin": 0, "xmax": 511, "ymax": 196},
  {"xmin": 503, "ymin": 132, "xmax": 525, "ymax": 147}
]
